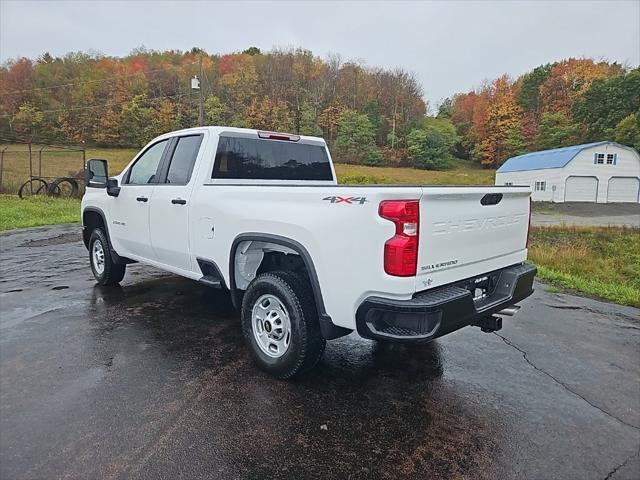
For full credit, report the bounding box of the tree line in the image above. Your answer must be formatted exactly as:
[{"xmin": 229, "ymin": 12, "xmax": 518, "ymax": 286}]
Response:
[
  {"xmin": 440, "ymin": 59, "xmax": 640, "ymax": 167},
  {"xmin": 1, "ymin": 49, "xmax": 638, "ymax": 169},
  {"xmin": 0, "ymin": 47, "xmax": 428, "ymax": 166}
]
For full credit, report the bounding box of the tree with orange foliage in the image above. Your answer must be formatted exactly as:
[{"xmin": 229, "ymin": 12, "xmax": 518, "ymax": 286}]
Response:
[
  {"xmin": 318, "ymin": 103, "xmax": 346, "ymax": 144},
  {"xmin": 245, "ymin": 98, "xmax": 293, "ymax": 132},
  {"xmin": 538, "ymin": 58, "xmax": 622, "ymax": 117},
  {"xmin": 475, "ymin": 76, "xmax": 523, "ymax": 167}
]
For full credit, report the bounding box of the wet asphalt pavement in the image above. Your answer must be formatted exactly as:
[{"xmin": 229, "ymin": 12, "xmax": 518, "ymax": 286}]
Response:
[
  {"xmin": 1, "ymin": 225, "xmax": 639, "ymax": 480},
  {"xmin": 532, "ymin": 202, "xmax": 640, "ymax": 228}
]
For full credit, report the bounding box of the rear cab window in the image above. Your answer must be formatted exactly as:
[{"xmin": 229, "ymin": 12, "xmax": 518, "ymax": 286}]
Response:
[
  {"xmin": 164, "ymin": 135, "xmax": 203, "ymax": 184},
  {"xmin": 211, "ymin": 135, "xmax": 333, "ymax": 181}
]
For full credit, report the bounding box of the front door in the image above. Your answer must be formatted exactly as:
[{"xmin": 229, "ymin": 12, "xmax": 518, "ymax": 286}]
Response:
[
  {"xmin": 109, "ymin": 139, "xmax": 170, "ymax": 260},
  {"xmin": 149, "ymin": 134, "xmax": 204, "ymax": 272}
]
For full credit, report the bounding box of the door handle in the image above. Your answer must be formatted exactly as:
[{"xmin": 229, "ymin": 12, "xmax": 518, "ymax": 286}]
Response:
[
  {"xmin": 136, "ymin": 196, "xmax": 148, "ymax": 202},
  {"xmin": 171, "ymin": 198, "xmax": 187, "ymax": 205}
]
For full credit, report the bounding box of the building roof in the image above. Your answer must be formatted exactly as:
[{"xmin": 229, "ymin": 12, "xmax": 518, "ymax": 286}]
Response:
[{"xmin": 497, "ymin": 141, "xmax": 611, "ymax": 173}]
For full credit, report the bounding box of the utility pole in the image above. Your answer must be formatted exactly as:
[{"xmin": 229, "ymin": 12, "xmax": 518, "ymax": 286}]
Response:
[
  {"xmin": 198, "ymin": 56, "xmax": 204, "ymax": 126},
  {"xmin": 191, "ymin": 55, "xmax": 204, "ymax": 127}
]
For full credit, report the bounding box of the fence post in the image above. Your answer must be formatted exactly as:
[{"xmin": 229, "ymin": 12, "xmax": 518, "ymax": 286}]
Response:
[
  {"xmin": 0, "ymin": 146, "xmax": 7, "ymax": 193},
  {"xmin": 38, "ymin": 145, "xmax": 45, "ymax": 177},
  {"xmin": 28, "ymin": 142, "xmax": 33, "ymax": 194}
]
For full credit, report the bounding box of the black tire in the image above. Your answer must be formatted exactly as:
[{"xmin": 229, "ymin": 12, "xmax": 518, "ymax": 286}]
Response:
[
  {"xmin": 89, "ymin": 228, "xmax": 126, "ymax": 286},
  {"xmin": 18, "ymin": 179, "xmax": 48, "ymax": 198},
  {"xmin": 48, "ymin": 177, "xmax": 79, "ymax": 197},
  {"xmin": 241, "ymin": 271, "xmax": 325, "ymax": 379}
]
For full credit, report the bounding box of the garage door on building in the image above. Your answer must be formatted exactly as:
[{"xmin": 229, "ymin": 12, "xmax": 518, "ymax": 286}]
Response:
[
  {"xmin": 607, "ymin": 177, "xmax": 640, "ymax": 203},
  {"xmin": 565, "ymin": 176, "xmax": 598, "ymax": 202}
]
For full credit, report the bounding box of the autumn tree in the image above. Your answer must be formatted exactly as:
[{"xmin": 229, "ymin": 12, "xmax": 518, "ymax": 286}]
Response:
[
  {"xmin": 119, "ymin": 95, "xmax": 153, "ymax": 146},
  {"xmin": 335, "ymin": 110, "xmax": 382, "ymax": 165},
  {"xmin": 475, "ymin": 76, "xmax": 522, "ymax": 167},
  {"xmin": 13, "ymin": 102, "xmax": 44, "ymax": 142},
  {"xmin": 204, "ymin": 95, "xmax": 230, "ymax": 125},
  {"xmin": 535, "ymin": 112, "xmax": 580, "ymax": 150},
  {"xmin": 407, "ymin": 126, "xmax": 451, "ymax": 170},
  {"xmin": 219, "ymin": 54, "xmax": 258, "ymax": 113},
  {"xmin": 572, "ymin": 68, "xmax": 640, "ymax": 141},
  {"xmin": 539, "ymin": 59, "xmax": 621, "ymax": 116},
  {"xmin": 318, "ymin": 103, "xmax": 345, "ymax": 144},
  {"xmin": 245, "ymin": 98, "xmax": 293, "ymax": 131},
  {"xmin": 516, "ymin": 63, "xmax": 552, "ymax": 115},
  {"xmin": 614, "ymin": 114, "xmax": 640, "ymax": 150},
  {"xmin": 150, "ymin": 99, "xmax": 179, "ymax": 138},
  {"xmin": 298, "ymin": 101, "xmax": 322, "ymax": 136}
]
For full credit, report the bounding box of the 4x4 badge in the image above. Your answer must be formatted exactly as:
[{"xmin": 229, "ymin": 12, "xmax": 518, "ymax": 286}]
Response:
[{"xmin": 323, "ymin": 196, "xmax": 368, "ymax": 205}]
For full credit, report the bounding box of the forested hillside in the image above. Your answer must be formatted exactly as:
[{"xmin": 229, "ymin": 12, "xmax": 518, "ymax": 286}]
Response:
[
  {"xmin": 1, "ymin": 49, "xmax": 638, "ymax": 169},
  {"xmin": 441, "ymin": 59, "xmax": 640, "ymax": 167}
]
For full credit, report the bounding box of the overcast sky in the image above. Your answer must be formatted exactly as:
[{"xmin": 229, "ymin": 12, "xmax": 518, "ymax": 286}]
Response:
[{"xmin": 1, "ymin": 0, "xmax": 639, "ymax": 108}]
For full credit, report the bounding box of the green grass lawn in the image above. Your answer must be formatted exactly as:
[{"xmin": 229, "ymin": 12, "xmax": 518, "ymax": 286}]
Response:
[
  {"xmin": 0, "ymin": 195, "xmax": 80, "ymax": 231},
  {"xmin": 335, "ymin": 158, "xmax": 495, "ymax": 185},
  {"xmin": 528, "ymin": 226, "xmax": 640, "ymax": 307}
]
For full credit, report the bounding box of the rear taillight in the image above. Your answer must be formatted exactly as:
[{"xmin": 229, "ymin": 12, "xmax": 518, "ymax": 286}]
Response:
[
  {"xmin": 379, "ymin": 200, "xmax": 420, "ymax": 277},
  {"xmin": 526, "ymin": 196, "xmax": 532, "ymax": 248}
]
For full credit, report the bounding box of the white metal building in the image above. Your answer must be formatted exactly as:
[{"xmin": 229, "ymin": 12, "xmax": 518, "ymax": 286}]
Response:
[{"xmin": 495, "ymin": 141, "xmax": 640, "ymax": 203}]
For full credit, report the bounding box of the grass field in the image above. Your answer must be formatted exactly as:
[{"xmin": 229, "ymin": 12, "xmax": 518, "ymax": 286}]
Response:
[
  {"xmin": 0, "ymin": 195, "xmax": 80, "ymax": 231},
  {"xmin": 0, "ymin": 144, "xmax": 494, "ymax": 193},
  {"xmin": 335, "ymin": 159, "xmax": 495, "ymax": 185},
  {"xmin": 0, "ymin": 145, "xmax": 139, "ymax": 193},
  {"xmin": 528, "ymin": 226, "xmax": 640, "ymax": 307}
]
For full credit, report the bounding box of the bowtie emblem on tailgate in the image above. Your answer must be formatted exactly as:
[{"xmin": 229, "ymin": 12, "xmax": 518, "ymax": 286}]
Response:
[{"xmin": 323, "ymin": 196, "xmax": 368, "ymax": 205}]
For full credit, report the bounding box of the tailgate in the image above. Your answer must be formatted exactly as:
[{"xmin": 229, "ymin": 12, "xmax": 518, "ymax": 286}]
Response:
[{"xmin": 415, "ymin": 186, "xmax": 531, "ymax": 291}]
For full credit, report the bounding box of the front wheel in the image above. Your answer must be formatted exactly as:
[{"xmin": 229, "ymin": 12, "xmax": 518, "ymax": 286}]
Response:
[
  {"xmin": 89, "ymin": 228, "xmax": 126, "ymax": 285},
  {"xmin": 241, "ymin": 271, "xmax": 325, "ymax": 379}
]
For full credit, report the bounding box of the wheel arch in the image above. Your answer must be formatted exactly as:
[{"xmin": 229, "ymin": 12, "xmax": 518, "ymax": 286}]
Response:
[
  {"xmin": 82, "ymin": 207, "xmax": 108, "ymax": 249},
  {"xmin": 229, "ymin": 233, "xmax": 351, "ymax": 340},
  {"xmin": 82, "ymin": 207, "xmax": 133, "ymax": 265}
]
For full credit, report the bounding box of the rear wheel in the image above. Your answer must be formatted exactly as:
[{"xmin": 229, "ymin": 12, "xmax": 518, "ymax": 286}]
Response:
[
  {"xmin": 241, "ymin": 271, "xmax": 325, "ymax": 379},
  {"xmin": 89, "ymin": 228, "xmax": 126, "ymax": 285}
]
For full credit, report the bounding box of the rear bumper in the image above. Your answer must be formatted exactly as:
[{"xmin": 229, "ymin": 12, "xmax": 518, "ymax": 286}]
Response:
[{"xmin": 356, "ymin": 262, "xmax": 536, "ymax": 343}]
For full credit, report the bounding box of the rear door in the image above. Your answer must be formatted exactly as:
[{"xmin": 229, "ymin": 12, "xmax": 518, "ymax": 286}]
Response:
[
  {"xmin": 415, "ymin": 187, "xmax": 531, "ymax": 291},
  {"xmin": 149, "ymin": 133, "xmax": 204, "ymax": 272},
  {"xmin": 109, "ymin": 139, "xmax": 169, "ymax": 259}
]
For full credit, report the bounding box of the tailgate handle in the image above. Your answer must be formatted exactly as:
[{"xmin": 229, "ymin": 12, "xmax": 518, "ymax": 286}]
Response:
[{"xmin": 481, "ymin": 193, "xmax": 503, "ymax": 206}]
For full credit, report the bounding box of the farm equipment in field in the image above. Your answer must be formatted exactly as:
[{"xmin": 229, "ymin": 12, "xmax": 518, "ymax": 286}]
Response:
[
  {"xmin": 18, "ymin": 176, "xmax": 82, "ymax": 198},
  {"xmin": 0, "ymin": 143, "xmax": 86, "ymax": 198}
]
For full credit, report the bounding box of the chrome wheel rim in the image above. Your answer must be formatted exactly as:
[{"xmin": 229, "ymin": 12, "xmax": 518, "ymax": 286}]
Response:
[
  {"xmin": 252, "ymin": 294, "xmax": 291, "ymax": 358},
  {"xmin": 92, "ymin": 239, "xmax": 105, "ymax": 275}
]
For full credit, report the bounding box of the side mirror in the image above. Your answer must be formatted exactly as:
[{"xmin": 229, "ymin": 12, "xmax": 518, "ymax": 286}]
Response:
[
  {"xmin": 85, "ymin": 159, "xmax": 108, "ymax": 188},
  {"xmin": 106, "ymin": 178, "xmax": 121, "ymax": 197}
]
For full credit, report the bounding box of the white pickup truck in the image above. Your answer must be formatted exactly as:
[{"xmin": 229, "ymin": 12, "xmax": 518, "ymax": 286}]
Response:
[{"xmin": 82, "ymin": 127, "xmax": 536, "ymax": 378}]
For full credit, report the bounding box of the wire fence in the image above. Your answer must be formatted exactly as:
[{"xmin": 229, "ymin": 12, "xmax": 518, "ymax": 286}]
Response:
[{"xmin": 0, "ymin": 141, "xmax": 85, "ymax": 198}]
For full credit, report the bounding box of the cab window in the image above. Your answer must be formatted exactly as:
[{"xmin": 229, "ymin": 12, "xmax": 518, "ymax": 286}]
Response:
[
  {"xmin": 164, "ymin": 135, "xmax": 203, "ymax": 184},
  {"xmin": 126, "ymin": 140, "xmax": 169, "ymax": 184}
]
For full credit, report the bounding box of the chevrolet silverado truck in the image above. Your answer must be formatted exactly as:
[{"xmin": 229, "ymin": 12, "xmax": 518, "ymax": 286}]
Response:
[{"xmin": 82, "ymin": 127, "xmax": 536, "ymax": 378}]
